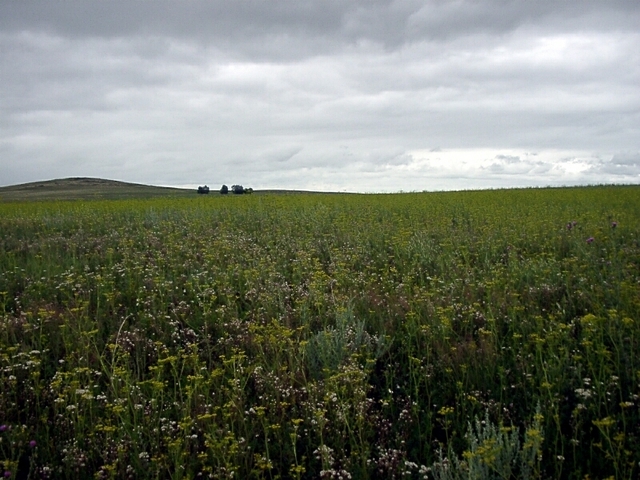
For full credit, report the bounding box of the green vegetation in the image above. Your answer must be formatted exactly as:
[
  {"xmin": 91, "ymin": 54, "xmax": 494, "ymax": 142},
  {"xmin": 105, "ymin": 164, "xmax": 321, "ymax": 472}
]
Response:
[{"xmin": 1, "ymin": 186, "xmax": 639, "ymax": 479}]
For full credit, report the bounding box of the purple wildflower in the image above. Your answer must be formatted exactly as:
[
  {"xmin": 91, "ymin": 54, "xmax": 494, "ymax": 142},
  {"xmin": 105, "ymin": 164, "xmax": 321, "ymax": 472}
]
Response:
[
  {"xmin": 0, "ymin": 425, "xmax": 6, "ymax": 432},
  {"xmin": 29, "ymin": 440, "xmax": 37, "ymax": 448},
  {"xmin": 3, "ymin": 471, "xmax": 10, "ymax": 478},
  {"xmin": 586, "ymin": 237, "xmax": 595, "ymax": 244},
  {"xmin": 611, "ymin": 221, "xmax": 618, "ymax": 229}
]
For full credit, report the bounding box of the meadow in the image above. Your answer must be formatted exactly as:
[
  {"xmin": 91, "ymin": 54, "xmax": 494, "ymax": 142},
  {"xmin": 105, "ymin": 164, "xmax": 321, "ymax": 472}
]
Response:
[{"xmin": 1, "ymin": 186, "xmax": 639, "ymax": 479}]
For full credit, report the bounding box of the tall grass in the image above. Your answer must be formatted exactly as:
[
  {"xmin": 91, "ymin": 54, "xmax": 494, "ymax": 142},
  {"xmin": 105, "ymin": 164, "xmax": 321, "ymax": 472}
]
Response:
[{"xmin": 1, "ymin": 186, "xmax": 639, "ymax": 479}]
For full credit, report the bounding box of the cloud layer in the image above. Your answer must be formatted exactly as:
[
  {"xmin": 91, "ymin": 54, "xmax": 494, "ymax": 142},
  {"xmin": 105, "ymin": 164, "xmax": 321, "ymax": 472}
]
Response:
[{"xmin": 1, "ymin": 1, "xmax": 639, "ymax": 191}]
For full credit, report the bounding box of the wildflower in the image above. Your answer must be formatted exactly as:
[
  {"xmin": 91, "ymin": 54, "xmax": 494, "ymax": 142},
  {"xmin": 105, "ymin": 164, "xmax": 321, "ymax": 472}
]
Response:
[
  {"xmin": 611, "ymin": 221, "xmax": 618, "ymax": 228},
  {"xmin": 0, "ymin": 425, "xmax": 6, "ymax": 432},
  {"xmin": 29, "ymin": 440, "xmax": 37, "ymax": 448},
  {"xmin": 3, "ymin": 471, "xmax": 10, "ymax": 478},
  {"xmin": 586, "ymin": 237, "xmax": 594, "ymax": 244}
]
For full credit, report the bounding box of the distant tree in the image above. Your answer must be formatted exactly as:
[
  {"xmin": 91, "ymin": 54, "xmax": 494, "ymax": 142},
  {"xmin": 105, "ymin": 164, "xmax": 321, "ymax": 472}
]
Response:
[
  {"xmin": 197, "ymin": 185, "xmax": 210, "ymax": 194},
  {"xmin": 231, "ymin": 185, "xmax": 244, "ymax": 194},
  {"xmin": 245, "ymin": 187, "xmax": 253, "ymax": 194},
  {"xmin": 220, "ymin": 184, "xmax": 229, "ymax": 194}
]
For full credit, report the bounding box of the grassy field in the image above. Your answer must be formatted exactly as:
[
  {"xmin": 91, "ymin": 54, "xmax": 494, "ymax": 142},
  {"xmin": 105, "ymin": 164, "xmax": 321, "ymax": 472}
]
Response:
[{"xmin": 1, "ymin": 186, "xmax": 639, "ymax": 479}]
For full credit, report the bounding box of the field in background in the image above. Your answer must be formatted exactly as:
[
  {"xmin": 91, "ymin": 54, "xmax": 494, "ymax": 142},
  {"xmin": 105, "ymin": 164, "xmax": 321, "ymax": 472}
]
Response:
[
  {"xmin": 0, "ymin": 178, "xmax": 331, "ymax": 202},
  {"xmin": 1, "ymin": 186, "xmax": 639, "ymax": 479}
]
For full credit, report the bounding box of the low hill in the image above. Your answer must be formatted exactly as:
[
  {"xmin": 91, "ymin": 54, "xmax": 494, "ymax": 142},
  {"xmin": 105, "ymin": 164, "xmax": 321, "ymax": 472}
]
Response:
[
  {"xmin": 0, "ymin": 177, "xmax": 193, "ymax": 201},
  {"xmin": 0, "ymin": 178, "xmax": 342, "ymax": 201}
]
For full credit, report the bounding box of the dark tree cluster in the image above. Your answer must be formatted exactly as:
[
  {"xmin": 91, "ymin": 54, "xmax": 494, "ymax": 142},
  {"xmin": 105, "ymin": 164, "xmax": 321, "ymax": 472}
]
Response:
[
  {"xmin": 200, "ymin": 184, "xmax": 253, "ymax": 195},
  {"xmin": 222, "ymin": 184, "xmax": 252, "ymax": 194}
]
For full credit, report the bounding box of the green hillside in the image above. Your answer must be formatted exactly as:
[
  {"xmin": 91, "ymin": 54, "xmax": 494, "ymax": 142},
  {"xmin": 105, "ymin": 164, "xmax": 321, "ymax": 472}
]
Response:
[{"xmin": 0, "ymin": 178, "xmax": 336, "ymax": 201}]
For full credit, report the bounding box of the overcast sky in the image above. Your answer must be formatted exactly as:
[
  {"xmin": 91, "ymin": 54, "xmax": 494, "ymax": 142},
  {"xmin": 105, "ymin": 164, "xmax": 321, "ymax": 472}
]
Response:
[{"xmin": 1, "ymin": 0, "xmax": 639, "ymax": 192}]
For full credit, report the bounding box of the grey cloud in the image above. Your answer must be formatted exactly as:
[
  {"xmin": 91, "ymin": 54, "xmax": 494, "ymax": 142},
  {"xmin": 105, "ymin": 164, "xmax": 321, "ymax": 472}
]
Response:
[
  {"xmin": 611, "ymin": 152, "xmax": 640, "ymax": 166},
  {"xmin": 530, "ymin": 163, "xmax": 554, "ymax": 175},
  {"xmin": 2, "ymin": 1, "xmax": 639, "ymax": 57},
  {"xmin": 353, "ymin": 150, "xmax": 415, "ymax": 171},
  {"xmin": 482, "ymin": 153, "xmax": 559, "ymax": 176},
  {"xmin": 1, "ymin": 1, "xmax": 639, "ymax": 191},
  {"xmin": 485, "ymin": 161, "xmax": 535, "ymax": 175},
  {"xmin": 585, "ymin": 153, "xmax": 640, "ymax": 177},
  {"xmin": 260, "ymin": 146, "xmax": 304, "ymax": 164},
  {"xmin": 385, "ymin": 153, "xmax": 414, "ymax": 166},
  {"xmin": 0, "ymin": 1, "xmax": 353, "ymax": 59},
  {"xmin": 407, "ymin": 1, "xmax": 640, "ymax": 41},
  {"xmin": 495, "ymin": 155, "xmax": 521, "ymax": 163},
  {"xmin": 597, "ymin": 164, "xmax": 640, "ymax": 176}
]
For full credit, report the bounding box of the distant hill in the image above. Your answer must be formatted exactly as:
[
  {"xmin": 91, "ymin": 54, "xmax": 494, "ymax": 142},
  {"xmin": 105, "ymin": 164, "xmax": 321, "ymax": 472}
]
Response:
[
  {"xmin": 0, "ymin": 177, "xmax": 193, "ymax": 201},
  {"xmin": 0, "ymin": 178, "xmax": 343, "ymax": 201}
]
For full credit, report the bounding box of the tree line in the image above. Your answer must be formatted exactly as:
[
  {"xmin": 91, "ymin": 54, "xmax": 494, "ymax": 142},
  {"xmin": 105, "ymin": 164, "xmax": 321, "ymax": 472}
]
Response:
[{"xmin": 197, "ymin": 185, "xmax": 253, "ymax": 195}]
